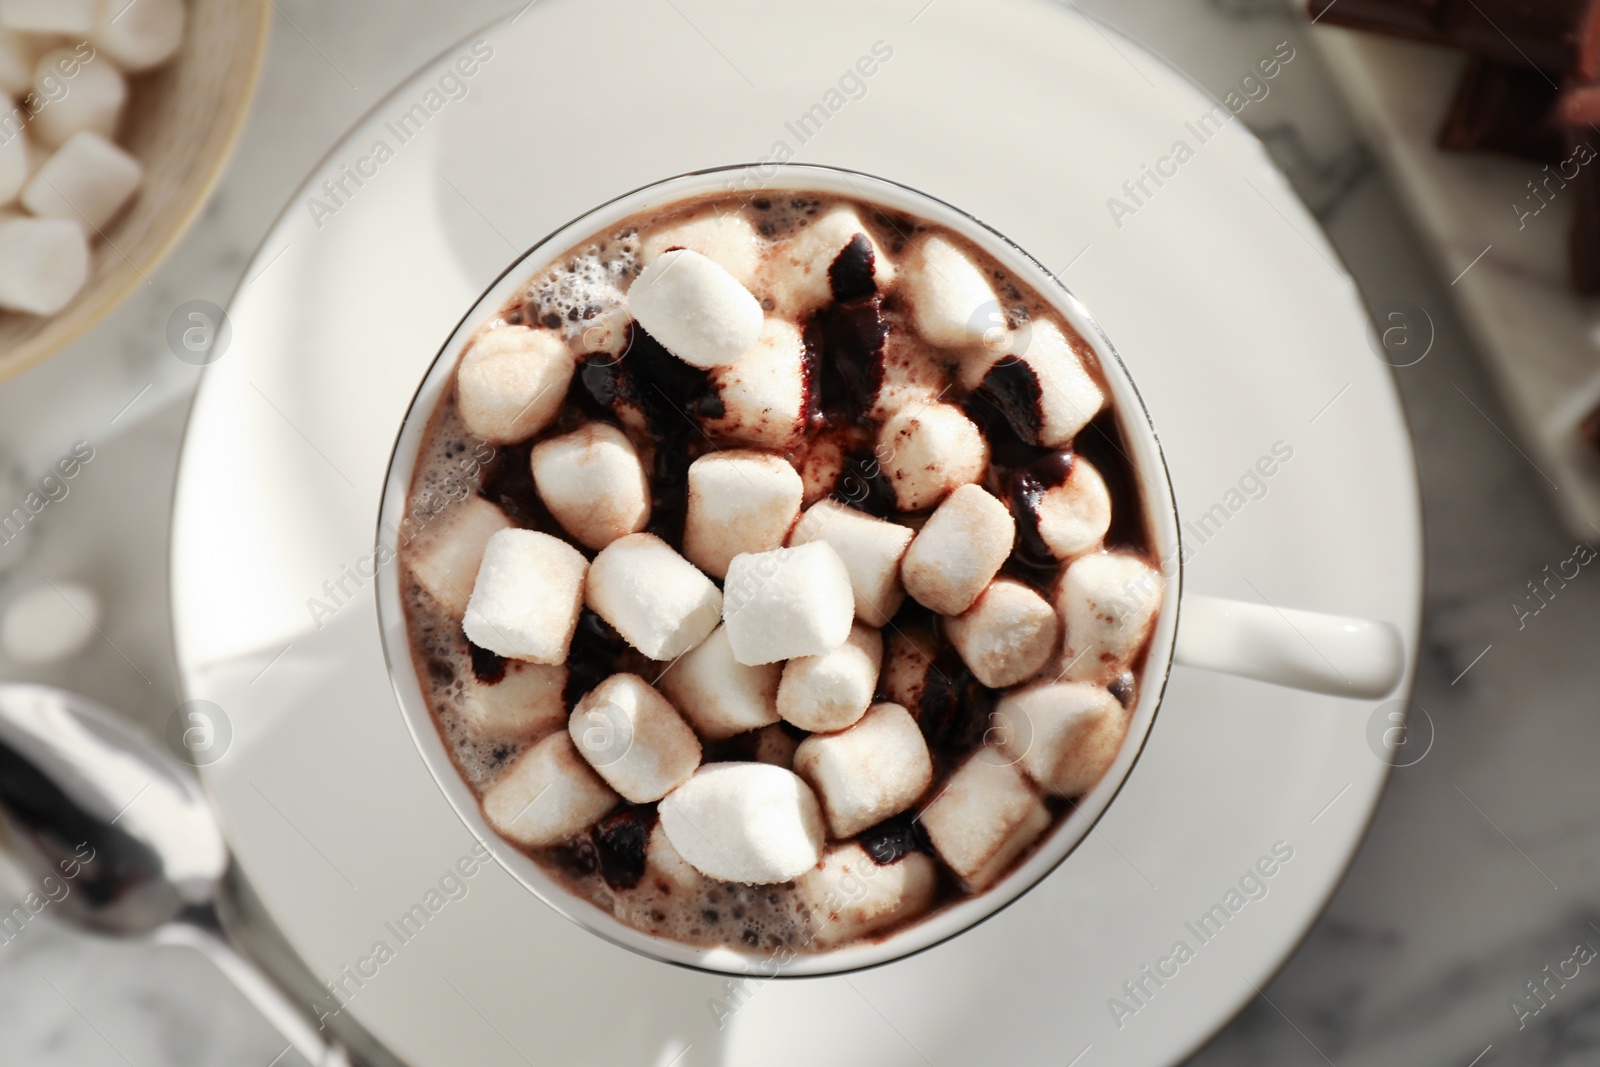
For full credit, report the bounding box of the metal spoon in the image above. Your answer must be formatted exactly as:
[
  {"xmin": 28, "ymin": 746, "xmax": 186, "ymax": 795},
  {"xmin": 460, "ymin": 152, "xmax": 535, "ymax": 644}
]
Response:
[{"xmin": 0, "ymin": 683, "xmax": 355, "ymax": 1067}]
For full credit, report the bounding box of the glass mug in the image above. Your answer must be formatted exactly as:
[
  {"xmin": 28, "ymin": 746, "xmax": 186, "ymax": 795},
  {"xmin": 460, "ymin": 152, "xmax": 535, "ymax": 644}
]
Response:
[{"xmin": 377, "ymin": 163, "xmax": 1406, "ymax": 977}]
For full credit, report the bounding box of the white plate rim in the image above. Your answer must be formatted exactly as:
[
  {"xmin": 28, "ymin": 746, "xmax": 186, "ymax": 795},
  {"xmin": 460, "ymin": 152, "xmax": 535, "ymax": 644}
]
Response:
[{"xmin": 167, "ymin": 4, "xmax": 1426, "ymax": 1064}]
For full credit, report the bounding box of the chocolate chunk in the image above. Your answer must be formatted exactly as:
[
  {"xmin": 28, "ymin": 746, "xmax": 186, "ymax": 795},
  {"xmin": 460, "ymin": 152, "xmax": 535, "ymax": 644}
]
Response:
[
  {"xmin": 645, "ymin": 434, "xmax": 698, "ymax": 545},
  {"xmin": 976, "ymin": 357, "xmax": 1046, "ymax": 447},
  {"xmin": 582, "ymin": 324, "xmax": 720, "ymax": 438},
  {"xmin": 477, "ymin": 439, "xmax": 558, "ymax": 533},
  {"xmin": 1108, "ymin": 671, "xmax": 1137, "ymax": 708},
  {"xmin": 963, "ymin": 389, "xmax": 1054, "ymax": 472},
  {"xmin": 468, "ymin": 642, "xmax": 508, "ymax": 685},
  {"xmin": 832, "ymin": 447, "xmax": 899, "ymax": 518},
  {"xmin": 856, "ymin": 813, "xmax": 933, "ymax": 865},
  {"xmin": 702, "ymin": 731, "xmax": 763, "ymax": 764},
  {"xmin": 917, "ymin": 649, "xmax": 995, "ymax": 756},
  {"xmin": 564, "ymin": 609, "xmax": 627, "ymax": 706},
  {"xmin": 809, "ymin": 297, "xmax": 888, "ymax": 422},
  {"xmin": 829, "ymin": 233, "xmax": 878, "ymax": 302},
  {"xmin": 1006, "ymin": 451, "xmax": 1076, "ymax": 585},
  {"xmin": 1071, "ymin": 410, "xmax": 1149, "ymax": 554},
  {"xmin": 1439, "ymin": 59, "xmax": 1564, "ymax": 161},
  {"xmin": 593, "ymin": 805, "xmax": 656, "ymax": 891},
  {"xmin": 546, "ymin": 836, "xmax": 599, "ymax": 879}
]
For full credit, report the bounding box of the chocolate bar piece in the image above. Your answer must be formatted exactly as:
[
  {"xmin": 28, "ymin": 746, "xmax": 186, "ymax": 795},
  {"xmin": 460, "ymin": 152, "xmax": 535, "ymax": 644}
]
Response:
[
  {"xmin": 1311, "ymin": 0, "xmax": 1600, "ymax": 78},
  {"xmin": 1308, "ymin": 0, "xmax": 1455, "ymax": 37},
  {"xmin": 1549, "ymin": 96, "xmax": 1600, "ymax": 292},
  {"xmin": 1439, "ymin": 59, "xmax": 1564, "ymax": 161},
  {"xmin": 1559, "ymin": 81, "xmax": 1600, "ymax": 125},
  {"xmin": 1453, "ymin": 1, "xmax": 1600, "ymax": 81},
  {"xmin": 1570, "ymin": 138, "xmax": 1600, "ymax": 293},
  {"xmin": 1580, "ymin": 397, "xmax": 1600, "ymax": 450}
]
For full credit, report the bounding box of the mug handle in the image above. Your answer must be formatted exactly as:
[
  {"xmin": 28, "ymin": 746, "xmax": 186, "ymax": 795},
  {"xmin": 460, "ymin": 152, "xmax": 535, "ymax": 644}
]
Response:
[{"xmin": 1173, "ymin": 594, "xmax": 1405, "ymax": 699}]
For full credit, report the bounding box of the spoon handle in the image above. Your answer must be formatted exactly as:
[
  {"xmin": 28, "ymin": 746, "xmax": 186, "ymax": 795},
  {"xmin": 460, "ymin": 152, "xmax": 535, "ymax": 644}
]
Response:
[{"xmin": 153, "ymin": 921, "xmax": 354, "ymax": 1067}]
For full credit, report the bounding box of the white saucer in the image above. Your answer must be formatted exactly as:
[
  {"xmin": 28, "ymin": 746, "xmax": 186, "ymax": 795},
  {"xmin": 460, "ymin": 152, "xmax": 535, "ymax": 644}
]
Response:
[{"xmin": 171, "ymin": 2, "xmax": 1422, "ymax": 1065}]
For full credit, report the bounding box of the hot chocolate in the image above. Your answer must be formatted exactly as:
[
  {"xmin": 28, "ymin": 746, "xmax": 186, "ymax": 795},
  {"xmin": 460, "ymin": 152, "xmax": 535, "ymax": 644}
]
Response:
[{"xmin": 398, "ymin": 188, "xmax": 1164, "ymax": 956}]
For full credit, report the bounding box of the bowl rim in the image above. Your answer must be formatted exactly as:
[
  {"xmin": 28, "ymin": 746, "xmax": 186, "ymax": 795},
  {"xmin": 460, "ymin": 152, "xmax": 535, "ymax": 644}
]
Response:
[
  {"xmin": 0, "ymin": 0, "xmax": 275, "ymax": 384},
  {"xmin": 373, "ymin": 161, "xmax": 1185, "ymax": 979}
]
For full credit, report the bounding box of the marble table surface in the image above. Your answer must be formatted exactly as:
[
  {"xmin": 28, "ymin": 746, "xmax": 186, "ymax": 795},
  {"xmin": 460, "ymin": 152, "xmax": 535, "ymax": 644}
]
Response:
[{"xmin": 1, "ymin": 1, "xmax": 1595, "ymax": 1064}]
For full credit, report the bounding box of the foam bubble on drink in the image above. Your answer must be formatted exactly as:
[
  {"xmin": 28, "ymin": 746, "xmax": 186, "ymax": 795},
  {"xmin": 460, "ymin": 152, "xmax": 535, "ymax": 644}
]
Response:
[{"xmin": 515, "ymin": 233, "xmax": 639, "ymax": 350}]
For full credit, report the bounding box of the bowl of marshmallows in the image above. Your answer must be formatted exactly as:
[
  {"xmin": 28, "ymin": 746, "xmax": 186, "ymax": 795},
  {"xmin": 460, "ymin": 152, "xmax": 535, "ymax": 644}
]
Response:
[{"xmin": 0, "ymin": 0, "xmax": 269, "ymax": 379}]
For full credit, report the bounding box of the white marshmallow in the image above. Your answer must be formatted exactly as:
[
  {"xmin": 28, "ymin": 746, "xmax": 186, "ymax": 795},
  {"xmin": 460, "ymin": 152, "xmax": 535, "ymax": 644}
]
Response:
[
  {"xmin": 903, "ymin": 234, "xmax": 1008, "ymax": 351},
  {"xmin": 569, "ymin": 674, "xmax": 701, "ymax": 803},
  {"xmin": 92, "ymin": 0, "xmax": 185, "ymax": 73},
  {"xmin": 995, "ymin": 682, "xmax": 1127, "ymax": 797},
  {"xmin": 30, "ymin": 47, "xmax": 126, "ymax": 150},
  {"xmin": 463, "ymin": 529, "xmax": 587, "ymax": 664},
  {"xmin": 22, "ymin": 131, "xmax": 142, "ymax": 230},
  {"xmin": 881, "ymin": 623, "xmax": 939, "ymax": 711},
  {"xmin": 872, "ymin": 328, "xmax": 950, "ymax": 420},
  {"xmin": 483, "ymin": 732, "xmax": 618, "ymax": 848},
  {"xmin": 457, "ymin": 660, "xmax": 567, "ymax": 743},
  {"xmin": 795, "ymin": 703, "xmax": 932, "ymax": 838},
  {"xmin": 701, "ymin": 317, "xmax": 808, "ymax": 450},
  {"xmin": 0, "ymin": 122, "xmax": 28, "ymax": 204},
  {"xmin": 793, "ymin": 433, "xmax": 847, "ymax": 506},
  {"xmin": 587, "ymin": 532, "xmax": 722, "ymax": 661},
  {"xmin": 571, "ymin": 304, "xmax": 630, "ymax": 358},
  {"xmin": 644, "ymin": 821, "xmax": 704, "ymax": 893},
  {"xmin": 919, "ymin": 751, "xmax": 1049, "ymax": 891},
  {"xmin": 1032, "ymin": 456, "xmax": 1111, "ymax": 559},
  {"xmin": 683, "ymin": 451, "xmax": 802, "ymax": 580},
  {"xmin": 722, "ymin": 541, "xmax": 854, "ymax": 666},
  {"xmin": 627, "ymin": 248, "xmax": 764, "ymax": 369},
  {"xmin": 658, "ymin": 763, "xmax": 825, "ymax": 884},
  {"xmin": 1, "ymin": 0, "xmax": 93, "ymax": 33},
  {"xmin": 966, "ymin": 321, "xmax": 1106, "ymax": 448},
  {"xmin": 657, "ymin": 624, "xmax": 780, "ymax": 740},
  {"xmin": 529, "ymin": 422, "xmax": 650, "ymax": 550},
  {"xmin": 640, "ymin": 208, "xmax": 761, "ymax": 287},
  {"xmin": 796, "ymin": 843, "xmax": 937, "ymax": 949},
  {"xmin": 456, "ymin": 326, "xmax": 575, "ymax": 445},
  {"xmin": 0, "ymin": 216, "xmax": 88, "ymax": 315},
  {"xmin": 901, "ymin": 484, "xmax": 1016, "ymax": 616},
  {"xmin": 788, "ymin": 499, "xmax": 914, "ymax": 627},
  {"xmin": 750, "ymin": 722, "xmax": 799, "ymax": 770},
  {"xmin": 765, "ymin": 205, "xmax": 895, "ymax": 316},
  {"xmin": 877, "ymin": 401, "xmax": 988, "ymax": 512},
  {"xmin": 407, "ymin": 495, "xmax": 512, "ymax": 617},
  {"xmin": 1055, "ymin": 552, "xmax": 1164, "ymax": 684},
  {"xmin": 1, "ymin": 581, "xmax": 98, "ymax": 664},
  {"xmin": 946, "ymin": 578, "xmax": 1059, "ymax": 688},
  {"xmin": 777, "ymin": 623, "xmax": 883, "ymax": 733},
  {"xmin": 0, "ymin": 32, "xmax": 36, "ymax": 96}
]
